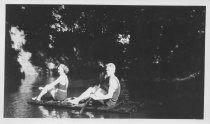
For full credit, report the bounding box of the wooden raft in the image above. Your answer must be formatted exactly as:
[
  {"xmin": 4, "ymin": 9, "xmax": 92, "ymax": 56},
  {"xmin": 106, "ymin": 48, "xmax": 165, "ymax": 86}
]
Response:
[{"xmin": 28, "ymin": 99, "xmax": 140, "ymax": 115}]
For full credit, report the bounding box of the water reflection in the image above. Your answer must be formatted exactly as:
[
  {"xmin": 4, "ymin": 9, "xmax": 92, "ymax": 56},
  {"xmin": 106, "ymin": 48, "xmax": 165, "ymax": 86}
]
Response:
[
  {"xmin": 19, "ymin": 75, "xmax": 37, "ymax": 93},
  {"xmin": 11, "ymin": 75, "xmax": 37, "ymax": 117},
  {"xmin": 38, "ymin": 106, "xmax": 97, "ymax": 118},
  {"xmin": 38, "ymin": 106, "xmax": 70, "ymax": 118},
  {"xmin": 85, "ymin": 112, "xmax": 95, "ymax": 118}
]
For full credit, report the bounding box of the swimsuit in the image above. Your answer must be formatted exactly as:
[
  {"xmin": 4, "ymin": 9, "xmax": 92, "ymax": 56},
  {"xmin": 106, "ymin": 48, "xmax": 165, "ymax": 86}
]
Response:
[
  {"xmin": 100, "ymin": 75, "xmax": 120, "ymax": 106},
  {"xmin": 54, "ymin": 75, "xmax": 68, "ymax": 101}
]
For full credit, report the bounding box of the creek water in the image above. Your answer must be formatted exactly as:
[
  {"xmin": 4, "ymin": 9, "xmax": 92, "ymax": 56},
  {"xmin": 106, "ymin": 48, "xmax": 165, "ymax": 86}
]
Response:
[{"xmin": 4, "ymin": 73, "xmax": 203, "ymax": 119}]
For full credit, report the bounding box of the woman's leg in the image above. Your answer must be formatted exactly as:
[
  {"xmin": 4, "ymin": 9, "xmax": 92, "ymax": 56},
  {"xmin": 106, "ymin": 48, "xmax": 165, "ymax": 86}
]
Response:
[
  {"xmin": 34, "ymin": 85, "xmax": 51, "ymax": 101},
  {"xmin": 36, "ymin": 87, "xmax": 48, "ymax": 101},
  {"xmin": 49, "ymin": 88, "xmax": 57, "ymax": 100}
]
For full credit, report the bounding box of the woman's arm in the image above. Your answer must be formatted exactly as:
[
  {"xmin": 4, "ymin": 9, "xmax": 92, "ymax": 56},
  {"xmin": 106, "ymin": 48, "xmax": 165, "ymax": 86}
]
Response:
[{"xmin": 46, "ymin": 76, "xmax": 62, "ymax": 90}]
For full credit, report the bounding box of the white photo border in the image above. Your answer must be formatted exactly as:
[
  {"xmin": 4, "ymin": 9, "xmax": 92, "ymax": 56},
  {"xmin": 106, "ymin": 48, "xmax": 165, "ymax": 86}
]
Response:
[{"xmin": 0, "ymin": 0, "xmax": 209, "ymax": 124}]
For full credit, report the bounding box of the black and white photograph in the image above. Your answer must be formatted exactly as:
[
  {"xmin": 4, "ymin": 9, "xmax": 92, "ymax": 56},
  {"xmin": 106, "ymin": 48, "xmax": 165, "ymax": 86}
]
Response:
[{"xmin": 1, "ymin": 0, "xmax": 209, "ymax": 122}]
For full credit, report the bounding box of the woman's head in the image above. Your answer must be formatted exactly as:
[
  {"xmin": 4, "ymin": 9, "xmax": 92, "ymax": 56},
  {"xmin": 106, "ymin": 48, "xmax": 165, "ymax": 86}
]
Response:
[{"xmin": 58, "ymin": 64, "xmax": 69, "ymax": 74}]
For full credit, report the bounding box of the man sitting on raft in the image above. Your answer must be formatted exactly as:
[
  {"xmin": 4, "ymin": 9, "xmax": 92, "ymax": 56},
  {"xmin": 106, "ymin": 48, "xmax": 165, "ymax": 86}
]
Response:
[
  {"xmin": 32, "ymin": 64, "xmax": 69, "ymax": 101},
  {"xmin": 69, "ymin": 63, "xmax": 120, "ymax": 106}
]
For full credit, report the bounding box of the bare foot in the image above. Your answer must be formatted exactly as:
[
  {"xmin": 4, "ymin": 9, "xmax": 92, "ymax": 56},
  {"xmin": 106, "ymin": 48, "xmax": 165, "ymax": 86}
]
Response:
[
  {"xmin": 36, "ymin": 97, "xmax": 41, "ymax": 101},
  {"xmin": 32, "ymin": 96, "xmax": 41, "ymax": 101},
  {"xmin": 38, "ymin": 87, "xmax": 44, "ymax": 90},
  {"xmin": 32, "ymin": 97, "xmax": 37, "ymax": 100},
  {"xmin": 68, "ymin": 98, "xmax": 79, "ymax": 105}
]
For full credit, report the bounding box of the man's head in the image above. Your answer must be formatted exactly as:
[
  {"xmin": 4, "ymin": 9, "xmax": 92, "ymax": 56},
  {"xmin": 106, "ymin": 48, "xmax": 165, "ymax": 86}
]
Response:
[{"xmin": 105, "ymin": 63, "xmax": 116, "ymax": 76}]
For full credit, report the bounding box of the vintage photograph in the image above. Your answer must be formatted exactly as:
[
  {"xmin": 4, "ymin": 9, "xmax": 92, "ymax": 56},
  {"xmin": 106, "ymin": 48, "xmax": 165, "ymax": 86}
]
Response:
[{"xmin": 4, "ymin": 4, "xmax": 205, "ymax": 119}]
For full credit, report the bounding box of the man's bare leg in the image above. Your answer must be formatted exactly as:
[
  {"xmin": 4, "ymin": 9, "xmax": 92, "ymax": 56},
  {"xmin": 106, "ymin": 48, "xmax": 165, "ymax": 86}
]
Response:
[{"xmin": 69, "ymin": 87, "xmax": 96, "ymax": 105}]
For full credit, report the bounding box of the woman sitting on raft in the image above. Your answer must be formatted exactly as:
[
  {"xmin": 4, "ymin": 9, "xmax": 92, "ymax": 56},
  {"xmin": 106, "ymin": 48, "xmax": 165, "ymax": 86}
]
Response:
[{"xmin": 32, "ymin": 64, "xmax": 69, "ymax": 101}]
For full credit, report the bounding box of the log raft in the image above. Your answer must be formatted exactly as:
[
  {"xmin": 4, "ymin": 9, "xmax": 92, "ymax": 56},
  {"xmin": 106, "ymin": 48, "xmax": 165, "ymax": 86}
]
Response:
[{"xmin": 28, "ymin": 99, "xmax": 140, "ymax": 116}]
